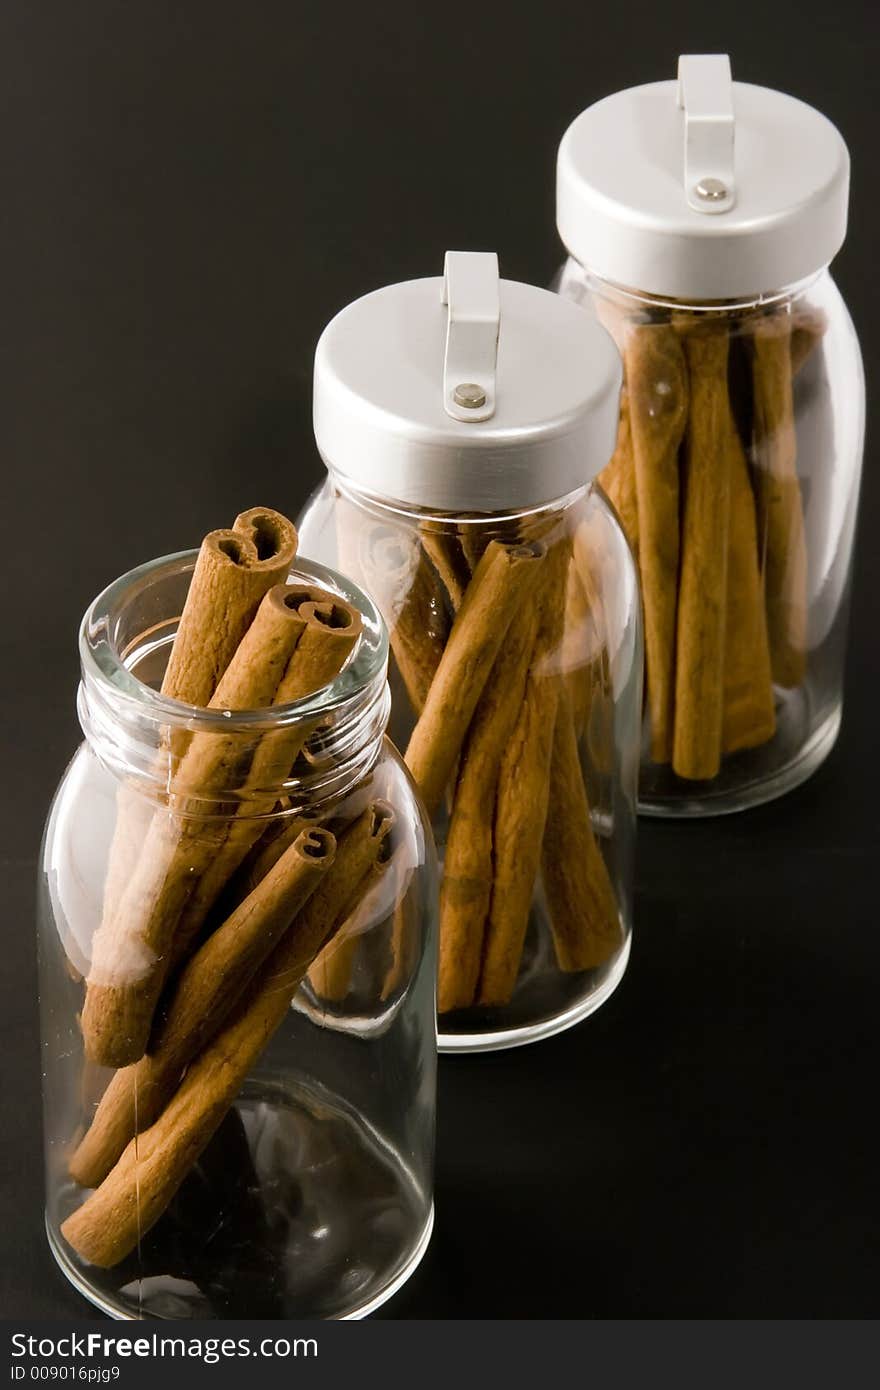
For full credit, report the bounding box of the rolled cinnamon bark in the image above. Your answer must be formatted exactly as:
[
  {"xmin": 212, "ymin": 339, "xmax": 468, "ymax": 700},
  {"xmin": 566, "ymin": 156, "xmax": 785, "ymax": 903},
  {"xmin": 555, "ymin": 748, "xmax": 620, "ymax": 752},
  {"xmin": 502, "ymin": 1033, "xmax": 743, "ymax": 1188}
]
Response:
[
  {"xmin": 64, "ymin": 984, "xmax": 283, "ymax": 1268},
  {"xmin": 62, "ymin": 805, "xmax": 393, "ymax": 1263},
  {"xmin": 418, "ymin": 522, "xmax": 470, "ymax": 612},
  {"xmin": 722, "ymin": 415, "xmax": 776, "ymax": 755},
  {"xmin": 438, "ymin": 573, "xmax": 543, "ymax": 1012},
  {"xmin": 162, "ymin": 507, "xmax": 298, "ymax": 708},
  {"xmin": 233, "ymin": 812, "xmax": 321, "ymax": 902},
  {"xmin": 81, "ymin": 584, "xmax": 312, "ymax": 1067},
  {"xmin": 405, "ymin": 539, "xmax": 544, "ymax": 815},
  {"xmin": 598, "ymin": 389, "xmax": 639, "ymax": 562},
  {"xmin": 751, "ymin": 316, "xmax": 807, "ymax": 688},
  {"xmin": 99, "ymin": 509, "xmax": 299, "ymax": 944},
  {"xmin": 626, "ymin": 324, "xmax": 689, "ymax": 763},
  {"xmin": 381, "ymin": 882, "xmax": 419, "ymax": 1003},
  {"xmin": 541, "ymin": 688, "xmax": 621, "ymax": 972},
  {"xmin": 305, "ymin": 800, "xmax": 394, "ymax": 1006},
  {"xmin": 672, "ymin": 327, "xmax": 732, "ymax": 781},
  {"xmin": 457, "ymin": 525, "xmax": 489, "ymax": 574},
  {"xmin": 790, "ymin": 307, "xmax": 827, "ymax": 377},
  {"xmin": 570, "ymin": 519, "xmax": 615, "ymax": 778},
  {"xmin": 561, "ymin": 560, "xmax": 595, "ymax": 737},
  {"xmin": 476, "ymin": 548, "xmax": 566, "ymax": 1007},
  {"xmin": 308, "ymin": 838, "xmax": 393, "ymax": 1003},
  {"xmin": 307, "ymin": 924, "xmax": 359, "ymax": 1003},
  {"xmin": 357, "ymin": 523, "xmax": 449, "ymax": 715},
  {"xmin": 167, "ymin": 591, "xmax": 362, "ymax": 966},
  {"xmin": 69, "ymin": 826, "xmax": 336, "ymax": 1189}
]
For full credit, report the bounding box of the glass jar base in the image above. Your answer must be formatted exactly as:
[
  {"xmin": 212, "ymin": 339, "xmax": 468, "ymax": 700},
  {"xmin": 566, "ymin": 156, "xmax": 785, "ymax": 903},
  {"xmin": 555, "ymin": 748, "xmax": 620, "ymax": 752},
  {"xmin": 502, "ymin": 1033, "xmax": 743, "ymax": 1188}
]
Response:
[
  {"xmin": 638, "ymin": 702, "xmax": 841, "ymax": 819},
  {"xmin": 46, "ymin": 1081, "xmax": 433, "ymax": 1321},
  {"xmin": 437, "ymin": 933, "xmax": 631, "ymax": 1053}
]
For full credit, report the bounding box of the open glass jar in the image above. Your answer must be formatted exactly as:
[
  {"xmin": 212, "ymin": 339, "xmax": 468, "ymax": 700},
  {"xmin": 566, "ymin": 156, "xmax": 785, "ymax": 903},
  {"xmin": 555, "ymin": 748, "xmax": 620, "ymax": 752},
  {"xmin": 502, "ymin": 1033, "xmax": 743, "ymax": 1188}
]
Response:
[
  {"xmin": 298, "ymin": 252, "xmax": 642, "ymax": 1052},
  {"xmin": 39, "ymin": 551, "xmax": 436, "ymax": 1320},
  {"xmin": 555, "ymin": 55, "xmax": 865, "ymax": 815}
]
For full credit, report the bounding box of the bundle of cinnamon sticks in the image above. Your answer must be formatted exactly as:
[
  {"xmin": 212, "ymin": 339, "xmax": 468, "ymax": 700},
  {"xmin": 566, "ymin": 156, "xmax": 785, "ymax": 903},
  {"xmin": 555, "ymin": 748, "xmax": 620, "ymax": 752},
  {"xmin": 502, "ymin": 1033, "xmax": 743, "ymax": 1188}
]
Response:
[
  {"xmin": 337, "ymin": 494, "xmax": 624, "ymax": 1016},
  {"xmin": 598, "ymin": 296, "xmax": 825, "ymax": 781},
  {"xmin": 64, "ymin": 507, "xmax": 398, "ymax": 1269}
]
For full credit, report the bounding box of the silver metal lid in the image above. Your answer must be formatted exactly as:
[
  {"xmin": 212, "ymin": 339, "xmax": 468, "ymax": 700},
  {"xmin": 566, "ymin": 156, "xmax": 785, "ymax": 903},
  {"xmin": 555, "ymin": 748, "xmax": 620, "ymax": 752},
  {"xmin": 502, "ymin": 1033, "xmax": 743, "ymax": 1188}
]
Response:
[
  {"xmin": 557, "ymin": 54, "xmax": 850, "ymax": 299},
  {"xmin": 313, "ymin": 251, "xmax": 622, "ymax": 511}
]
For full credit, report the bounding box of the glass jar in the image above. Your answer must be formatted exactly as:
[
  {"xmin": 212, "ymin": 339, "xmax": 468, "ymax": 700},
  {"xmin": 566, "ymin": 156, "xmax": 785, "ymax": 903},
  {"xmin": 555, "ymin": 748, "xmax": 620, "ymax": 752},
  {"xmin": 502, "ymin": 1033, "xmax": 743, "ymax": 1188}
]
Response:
[
  {"xmin": 555, "ymin": 55, "xmax": 865, "ymax": 815},
  {"xmin": 298, "ymin": 252, "xmax": 642, "ymax": 1051},
  {"xmin": 38, "ymin": 551, "xmax": 437, "ymax": 1320}
]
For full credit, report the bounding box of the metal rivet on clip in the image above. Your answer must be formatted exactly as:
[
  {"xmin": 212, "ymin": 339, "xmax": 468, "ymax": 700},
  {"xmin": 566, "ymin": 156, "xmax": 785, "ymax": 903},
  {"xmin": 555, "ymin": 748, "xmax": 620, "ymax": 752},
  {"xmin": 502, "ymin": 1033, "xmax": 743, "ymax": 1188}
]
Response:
[
  {"xmin": 694, "ymin": 177, "xmax": 729, "ymax": 203},
  {"xmin": 452, "ymin": 382, "xmax": 487, "ymax": 410}
]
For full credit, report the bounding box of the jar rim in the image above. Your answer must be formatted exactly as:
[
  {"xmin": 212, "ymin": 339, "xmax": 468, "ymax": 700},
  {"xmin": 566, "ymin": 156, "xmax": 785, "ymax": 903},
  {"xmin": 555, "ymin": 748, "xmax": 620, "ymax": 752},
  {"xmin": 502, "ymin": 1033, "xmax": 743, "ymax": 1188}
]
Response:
[
  {"xmin": 575, "ymin": 264, "xmax": 826, "ymax": 315},
  {"xmin": 331, "ymin": 475, "xmax": 590, "ymax": 528},
  {"xmin": 79, "ymin": 550, "xmax": 389, "ymax": 734}
]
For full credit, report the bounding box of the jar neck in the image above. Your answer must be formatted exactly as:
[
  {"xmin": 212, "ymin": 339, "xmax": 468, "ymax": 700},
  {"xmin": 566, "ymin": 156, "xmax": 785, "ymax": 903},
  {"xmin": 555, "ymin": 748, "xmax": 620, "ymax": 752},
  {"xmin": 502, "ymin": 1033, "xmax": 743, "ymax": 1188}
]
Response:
[
  {"xmin": 78, "ymin": 552, "xmax": 391, "ymax": 818},
  {"xmin": 573, "ymin": 260, "xmax": 828, "ymax": 315},
  {"xmin": 330, "ymin": 472, "xmax": 590, "ymax": 530}
]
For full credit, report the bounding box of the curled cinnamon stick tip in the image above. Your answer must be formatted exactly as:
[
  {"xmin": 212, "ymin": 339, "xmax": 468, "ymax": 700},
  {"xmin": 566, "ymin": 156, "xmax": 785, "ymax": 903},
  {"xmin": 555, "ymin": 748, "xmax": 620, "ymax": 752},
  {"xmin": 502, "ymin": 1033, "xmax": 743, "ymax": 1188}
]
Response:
[
  {"xmin": 276, "ymin": 585, "xmax": 362, "ymax": 645},
  {"xmin": 299, "ymin": 827, "xmax": 332, "ymax": 856},
  {"xmin": 160, "ymin": 507, "xmax": 299, "ymax": 712},
  {"xmin": 299, "ymin": 598, "xmax": 361, "ymax": 636},
  {"xmin": 232, "ymin": 506, "xmax": 298, "ymax": 573},
  {"xmin": 368, "ymin": 798, "xmax": 396, "ymax": 848}
]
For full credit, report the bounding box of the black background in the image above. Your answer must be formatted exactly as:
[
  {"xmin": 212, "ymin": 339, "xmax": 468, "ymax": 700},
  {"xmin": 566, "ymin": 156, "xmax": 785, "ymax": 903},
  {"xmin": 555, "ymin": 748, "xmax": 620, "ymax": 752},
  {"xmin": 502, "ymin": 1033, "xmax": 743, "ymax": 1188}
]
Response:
[{"xmin": 1, "ymin": 0, "xmax": 877, "ymax": 1319}]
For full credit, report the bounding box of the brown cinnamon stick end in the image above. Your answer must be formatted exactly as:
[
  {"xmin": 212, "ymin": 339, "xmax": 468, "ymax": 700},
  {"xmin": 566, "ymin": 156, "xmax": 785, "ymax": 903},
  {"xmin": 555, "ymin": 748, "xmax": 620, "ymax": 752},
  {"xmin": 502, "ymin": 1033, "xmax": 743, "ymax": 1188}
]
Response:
[
  {"xmin": 80, "ymin": 985, "xmax": 150, "ymax": 1069},
  {"xmin": 61, "ymin": 1189, "xmax": 128, "ymax": 1268},
  {"xmin": 232, "ymin": 506, "xmax": 298, "ymax": 576}
]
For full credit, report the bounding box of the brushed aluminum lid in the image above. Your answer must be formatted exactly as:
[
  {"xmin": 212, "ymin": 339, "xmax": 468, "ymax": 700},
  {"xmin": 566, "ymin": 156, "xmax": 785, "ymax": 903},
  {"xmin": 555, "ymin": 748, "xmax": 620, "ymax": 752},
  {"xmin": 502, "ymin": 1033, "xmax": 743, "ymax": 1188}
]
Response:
[
  {"xmin": 556, "ymin": 54, "xmax": 850, "ymax": 300},
  {"xmin": 313, "ymin": 251, "xmax": 622, "ymax": 511}
]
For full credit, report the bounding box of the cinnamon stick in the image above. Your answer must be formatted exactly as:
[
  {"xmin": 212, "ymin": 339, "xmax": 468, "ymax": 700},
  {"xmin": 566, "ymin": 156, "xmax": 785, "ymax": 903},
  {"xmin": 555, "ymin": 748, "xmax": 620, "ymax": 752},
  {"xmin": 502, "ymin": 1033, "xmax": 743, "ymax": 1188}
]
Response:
[
  {"xmin": 626, "ymin": 324, "xmax": 689, "ymax": 763},
  {"xmin": 381, "ymin": 880, "xmax": 420, "ymax": 1003},
  {"xmin": 570, "ymin": 519, "xmax": 614, "ymax": 778},
  {"xmin": 99, "ymin": 509, "xmax": 298, "ymax": 943},
  {"xmin": 81, "ymin": 583, "xmax": 312, "ymax": 1067},
  {"xmin": 307, "ymin": 925, "xmax": 359, "ymax": 1003},
  {"xmin": 790, "ymin": 307, "xmax": 827, "ymax": 377},
  {"xmin": 418, "ymin": 522, "xmax": 470, "ymax": 612},
  {"xmin": 476, "ymin": 548, "xmax": 565, "ymax": 1007},
  {"xmin": 722, "ymin": 414, "xmax": 776, "ymax": 755},
  {"xmin": 405, "ymin": 539, "xmax": 544, "ymax": 814},
  {"xmin": 541, "ymin": 688, "xmax": 621, "ymax": 972},
  {"xmin": 356, "ymin": 521, "xmax": 449, "ymax": 715},
  {"xmin": 69, "ymin": 826, "xmax": 336, "ymax": 1189},
  {"xmin": 561, "ymin": 560, "xmax": 595, "ymax": 737},
  {"xmin": 307, "ymin": 843, "xmax": 393, "ymax": 1003},
  {"xmin": 672, "ymin": 327, "xmax": 732, "ymax": 781},
  {"xmin": 457, "ymin": 525, "xmax": 489, "ymax": 573},
  {"xmin": 167, "ymin": 591, "xmax": 362, "ymax": 967},
  {"xmin": 751, "ymin": 316, "xmax": 808, "ymax": 688},
  {"xmin": 438, "ymin": 570, "xmax": 543, "ymax": 1012},
  {"xmin": 598, "ymin": 389, "xmax": 639, "ymax": 562},
  {"xmin": 62, "ymin": 805, "xmax": 393, "ymax": 1264},
  {"xmin": 64, "ymin": 983, "xmax": 285, "ymax": 1268},
  {"xmin": 162, "ymin": 507, "xmax": 298, "ymax": 708},
  {"xmin": 234, "ymin": 812, "xmax": 321, "ymax": 902}
]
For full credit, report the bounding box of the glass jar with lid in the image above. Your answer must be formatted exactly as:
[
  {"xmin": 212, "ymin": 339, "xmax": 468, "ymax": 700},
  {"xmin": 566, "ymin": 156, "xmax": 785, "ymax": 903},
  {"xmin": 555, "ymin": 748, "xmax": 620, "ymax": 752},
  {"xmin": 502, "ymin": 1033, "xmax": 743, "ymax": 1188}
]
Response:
[
  {"xmin": 39, "ymin": 541, "xmax": 436, "ymax": 1319},
  {"xmin": 297, "ymin": 252, "xmax": 642, "ymax": 1051},
  {"xmin": 555, "ymin": 54, "xmax": 864, "ymax": 815}
]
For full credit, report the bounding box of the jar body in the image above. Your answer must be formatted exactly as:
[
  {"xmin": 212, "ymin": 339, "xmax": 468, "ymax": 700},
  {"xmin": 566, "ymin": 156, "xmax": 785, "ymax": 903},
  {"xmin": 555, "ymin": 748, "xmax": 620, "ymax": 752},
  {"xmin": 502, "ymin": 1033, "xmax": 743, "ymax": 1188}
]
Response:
[
  {"xmin": 298, "ymin": 482, "xmax": 641, "ymax": 1051},
  {"xmin": 555, "ymin": 260, "xmax": 865, "ymax": 814},
  {"xmin": 39, "ymin": 557, "xmax": 436, "ymax": 1320}
]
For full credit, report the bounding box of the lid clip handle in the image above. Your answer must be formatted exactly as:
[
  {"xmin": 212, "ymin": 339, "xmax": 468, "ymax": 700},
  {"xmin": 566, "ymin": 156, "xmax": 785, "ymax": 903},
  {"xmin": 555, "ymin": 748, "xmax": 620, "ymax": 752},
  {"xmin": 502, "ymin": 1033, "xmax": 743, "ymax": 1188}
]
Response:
[
  {"xmin": 442, "ymin": 251, "xmax": 500, "ymax": 423},
  {"xmin": 677, "ymin": 54, "xmax": 736, "ymax": 215}
]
